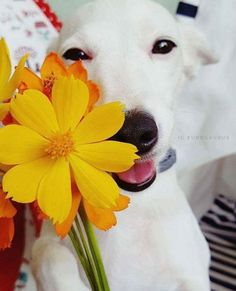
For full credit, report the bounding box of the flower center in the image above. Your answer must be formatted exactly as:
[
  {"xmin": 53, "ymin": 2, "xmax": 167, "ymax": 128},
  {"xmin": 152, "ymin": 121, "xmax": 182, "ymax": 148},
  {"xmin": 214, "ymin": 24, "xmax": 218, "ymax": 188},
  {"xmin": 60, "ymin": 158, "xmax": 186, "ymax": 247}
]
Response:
[
  {"xmin": 45, "ymin": 132, "xmax": 74, "ymax": 159},
  {"xmin": 43, "ymin": 74, "xmax": 56, "ymax": 97}
]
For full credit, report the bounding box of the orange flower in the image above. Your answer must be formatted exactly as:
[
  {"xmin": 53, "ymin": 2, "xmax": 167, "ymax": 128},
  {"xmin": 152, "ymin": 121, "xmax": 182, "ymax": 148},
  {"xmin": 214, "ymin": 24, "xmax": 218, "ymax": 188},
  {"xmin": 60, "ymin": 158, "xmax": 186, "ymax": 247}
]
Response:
[
  {"xmin": 55, "ymin": 185, "xmax": 81, "ymax": 238},
  {"xmin": 55, "ymin": 187, "xmax": 130, "ymax": 238},
  {"xmin": 33, "ymin": 185, "xmax": 129, "ymax": 238},
  {"xmin": 83, "ymin": 194, "xmax": 130, "ymax": 231},
  {"xmin": 19, "ymin": 53, "xmax": 99, "ymax": 110},
  {"xmin": 0, "ymin": 188, "xmax": 16, "ymax": 250}
]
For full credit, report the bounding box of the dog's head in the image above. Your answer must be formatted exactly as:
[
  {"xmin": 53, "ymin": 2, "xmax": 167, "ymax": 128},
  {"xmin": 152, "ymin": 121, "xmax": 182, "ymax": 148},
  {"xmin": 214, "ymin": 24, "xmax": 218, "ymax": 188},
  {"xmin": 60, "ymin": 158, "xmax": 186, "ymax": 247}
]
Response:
[{"xmin": 51, "ymin": 0, "xmax": 216, "ymax": 192}]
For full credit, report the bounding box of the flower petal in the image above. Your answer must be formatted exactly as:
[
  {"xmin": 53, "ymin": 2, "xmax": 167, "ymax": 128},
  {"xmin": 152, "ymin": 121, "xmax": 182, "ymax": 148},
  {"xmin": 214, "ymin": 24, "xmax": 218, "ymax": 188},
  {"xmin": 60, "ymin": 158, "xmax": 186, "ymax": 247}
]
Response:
[
  {"xmin": 67, "ymin": 61, "xmax": 87, "ymax": 82},
  {"xmin": 83, "ymin": 199, "xmax": 116, "ymax": 231},
  {"xmin": 0, "ymin": 38, "xmax": 11, "ymax": 90},
  {"xmin": 0, "ymin": 125, "xmax": 48, "ymax": 165},
  {"xmin": 41, "ymin": 52, "xmax": 67, "ymax": 80},
  {"xmin": 74, "ymin": 102, "xmax": 125, "ymax": 145},
  {"xmin": 20, "ymin": 67, "xmax": 43, "ymax": 91},
  {"xmin": 0, "ymin": 217, "xmax": 14, "ymax": 250},
  {"xmin": 75, "ymin": 141, "xmax": 138, "ymax": 173},
  {"xmin": 55, "ymin": 186, "xmax": 81, "ymax": 238},
  {"xmin": 38, "ymin": 158, "xmax": 72, "ymax": 224},
  {"xmin": 111, "ymin": 194, "xmax": 130, "ymax": 212},
  {"xmin": 0, "ymin": 54, "xmax": 28, "ymax": 101},
  {"xmin": 3, "ymin": 157, "xmax": 54, "ymax": 203},
  {"xmin": 0, "ymin": 190, "xmax": 16, "ymax": 218},
  {"xmin": 52, "ymin": 76, "xmax": 89, "ymax": 133},
  {"xmin": 87, "ymin": 81, "xmax": 100, "ymax": 112},
  {"xmin": 11, "ymin": 90, "xmax": 59, "ymax": 138},
  {"xmin": 0, "ymin": 103, "xmax": 10, "ymax": 121},
  {"xmin": 69, "ymin": 154, "xmax": 119, "ymax": 209}
]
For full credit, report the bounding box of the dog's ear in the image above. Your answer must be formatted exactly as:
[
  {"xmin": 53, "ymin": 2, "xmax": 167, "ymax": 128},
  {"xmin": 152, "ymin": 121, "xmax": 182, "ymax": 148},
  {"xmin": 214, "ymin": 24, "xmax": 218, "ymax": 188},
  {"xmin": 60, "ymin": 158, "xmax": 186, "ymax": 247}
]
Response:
[{"xmin": 178, "ymin": 22, "xmax": 218, "ymax": 78}]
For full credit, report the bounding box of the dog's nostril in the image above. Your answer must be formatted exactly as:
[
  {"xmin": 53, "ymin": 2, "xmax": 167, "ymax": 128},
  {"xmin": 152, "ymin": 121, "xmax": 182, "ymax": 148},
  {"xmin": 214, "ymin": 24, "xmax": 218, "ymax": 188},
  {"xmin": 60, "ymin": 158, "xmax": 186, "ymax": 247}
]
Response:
[
  {"xmin": 138, "ymin": 129, "xmax": 158, "ymax": 155},
  {"xmin": 111, "ymin": 110, "xmax": 158, "ymax": 154},
  {"xmin": 140, "ymin": 131, "xmax": 156, "ymax": 145}
]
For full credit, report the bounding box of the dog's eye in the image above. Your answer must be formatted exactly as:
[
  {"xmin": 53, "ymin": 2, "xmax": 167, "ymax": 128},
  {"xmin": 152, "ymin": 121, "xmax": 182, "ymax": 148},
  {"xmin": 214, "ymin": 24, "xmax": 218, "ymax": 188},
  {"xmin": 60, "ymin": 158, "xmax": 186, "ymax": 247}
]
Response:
[
  {"xmin": 63, "ymin": 48, "xmax": 91, "ymax": 61},
  {"xmin": 152, "ymin": 40, "xmax": 177, "ymax": 55}
]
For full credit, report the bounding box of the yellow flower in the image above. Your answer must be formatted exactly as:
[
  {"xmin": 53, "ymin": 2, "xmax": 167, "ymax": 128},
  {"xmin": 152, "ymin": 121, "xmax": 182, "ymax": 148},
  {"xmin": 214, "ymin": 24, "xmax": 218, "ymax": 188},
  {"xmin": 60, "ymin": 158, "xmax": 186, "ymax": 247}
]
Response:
[
  {"xmin": 0, "ymin": 38, "xmax": 27, "ymax": 120},
  {"xmin": 0, "ymin": 76, "xmax": 138, "ymax": 223}
]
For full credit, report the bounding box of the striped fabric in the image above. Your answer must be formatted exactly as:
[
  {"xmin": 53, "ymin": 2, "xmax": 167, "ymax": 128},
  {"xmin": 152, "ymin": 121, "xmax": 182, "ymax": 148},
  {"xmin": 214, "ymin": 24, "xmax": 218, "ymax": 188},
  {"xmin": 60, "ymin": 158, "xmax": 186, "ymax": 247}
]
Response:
[{"xmin": 200, "ymin": 194, "xmax": 236, "ymax": 291}]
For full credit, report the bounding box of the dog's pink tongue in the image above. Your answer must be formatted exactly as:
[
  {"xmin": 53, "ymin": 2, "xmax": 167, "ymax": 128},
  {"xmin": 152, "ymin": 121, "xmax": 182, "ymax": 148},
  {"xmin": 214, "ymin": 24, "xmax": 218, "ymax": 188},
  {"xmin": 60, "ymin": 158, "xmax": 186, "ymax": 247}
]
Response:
[{"xmin": 117, "ymin": 160, "xmax": 155, "ymax": 184}]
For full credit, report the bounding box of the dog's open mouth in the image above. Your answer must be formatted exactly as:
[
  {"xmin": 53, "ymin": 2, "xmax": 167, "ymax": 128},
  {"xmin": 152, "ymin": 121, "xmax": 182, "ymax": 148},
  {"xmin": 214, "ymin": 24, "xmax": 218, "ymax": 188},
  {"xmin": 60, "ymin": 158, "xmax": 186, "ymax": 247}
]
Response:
[{"xmin": 113, "ymin": 154, "xmax": 156, "ymax": 192}]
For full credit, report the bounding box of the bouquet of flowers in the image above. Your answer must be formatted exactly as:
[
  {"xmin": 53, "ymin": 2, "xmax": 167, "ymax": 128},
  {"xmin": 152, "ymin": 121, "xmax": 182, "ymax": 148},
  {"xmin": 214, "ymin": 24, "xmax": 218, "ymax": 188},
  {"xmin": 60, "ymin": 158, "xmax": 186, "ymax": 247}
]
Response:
[{"xmin": 0, "ymin": 38, "xmax": 138, "ymax": 290}]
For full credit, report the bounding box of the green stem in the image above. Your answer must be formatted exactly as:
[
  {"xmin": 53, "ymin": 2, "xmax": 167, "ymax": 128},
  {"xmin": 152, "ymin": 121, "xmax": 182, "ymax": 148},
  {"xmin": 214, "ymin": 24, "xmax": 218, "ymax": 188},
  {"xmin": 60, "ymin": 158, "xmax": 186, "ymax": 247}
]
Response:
[
  {"xmin": 69, "ymin": 227, "xmax": 96, "ymax": 291},
  {"xmin": 75, "ymin": 216, "xmax": 103, "ymax": 291},
  {"xmin": 80, "ymin": 205, "xmax": 110, "ymax": 291}
]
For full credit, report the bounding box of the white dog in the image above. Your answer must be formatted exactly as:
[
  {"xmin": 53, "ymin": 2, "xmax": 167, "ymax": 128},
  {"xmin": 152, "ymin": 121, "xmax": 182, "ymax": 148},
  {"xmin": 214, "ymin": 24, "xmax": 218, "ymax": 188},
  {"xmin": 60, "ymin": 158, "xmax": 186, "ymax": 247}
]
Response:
[{"xmin": 32, "ymin": 0, "xmax": 216, "ymax": 290}]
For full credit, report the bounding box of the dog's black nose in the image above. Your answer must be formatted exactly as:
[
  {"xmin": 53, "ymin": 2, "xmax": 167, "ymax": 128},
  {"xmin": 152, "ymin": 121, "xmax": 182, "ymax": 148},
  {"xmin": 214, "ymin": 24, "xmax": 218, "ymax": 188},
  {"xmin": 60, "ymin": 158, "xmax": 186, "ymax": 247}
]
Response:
[{"xmin": 112, "ymin": 110, "xmax": 158, "ymax": 154}]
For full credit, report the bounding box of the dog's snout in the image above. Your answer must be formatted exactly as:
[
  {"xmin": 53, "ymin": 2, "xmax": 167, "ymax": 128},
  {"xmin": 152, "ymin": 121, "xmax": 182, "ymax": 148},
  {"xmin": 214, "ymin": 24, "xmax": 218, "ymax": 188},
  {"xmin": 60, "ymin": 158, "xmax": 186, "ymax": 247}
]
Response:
[{"xmin": 112, "ymin": 110, "xmax": 158, "ymax": 154}]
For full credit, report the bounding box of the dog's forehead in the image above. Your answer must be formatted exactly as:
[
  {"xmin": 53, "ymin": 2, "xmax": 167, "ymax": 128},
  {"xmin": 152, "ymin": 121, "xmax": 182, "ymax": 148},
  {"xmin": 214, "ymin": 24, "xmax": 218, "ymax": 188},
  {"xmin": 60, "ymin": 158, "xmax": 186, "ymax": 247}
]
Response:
[{"xmin": 61, "ymin": 0, "xmax": 179, "ymax": 44}]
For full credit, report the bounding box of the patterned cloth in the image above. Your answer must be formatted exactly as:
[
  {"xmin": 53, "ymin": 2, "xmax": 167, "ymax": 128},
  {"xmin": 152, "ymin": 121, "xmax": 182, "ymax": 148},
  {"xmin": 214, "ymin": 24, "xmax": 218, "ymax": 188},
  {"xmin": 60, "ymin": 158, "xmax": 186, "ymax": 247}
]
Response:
[
  {"xmin": 200, "ymin": 195, "xmax": 236, "ymax": 291},
  {"xmin": 0, "ymin": 0, "xmax": 58, "ymax": 69},
  {"xmin": 14, "ymin": 207, "xmax": 37, "ymax": 291}
]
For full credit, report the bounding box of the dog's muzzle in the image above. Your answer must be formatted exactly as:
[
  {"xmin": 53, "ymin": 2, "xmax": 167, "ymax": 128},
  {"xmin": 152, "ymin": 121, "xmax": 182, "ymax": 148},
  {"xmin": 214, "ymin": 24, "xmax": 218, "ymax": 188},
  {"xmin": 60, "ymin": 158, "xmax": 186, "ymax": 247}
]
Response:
[{"xmin": 111, "ymin": 110, "xmax": 158, "ymax": 192}]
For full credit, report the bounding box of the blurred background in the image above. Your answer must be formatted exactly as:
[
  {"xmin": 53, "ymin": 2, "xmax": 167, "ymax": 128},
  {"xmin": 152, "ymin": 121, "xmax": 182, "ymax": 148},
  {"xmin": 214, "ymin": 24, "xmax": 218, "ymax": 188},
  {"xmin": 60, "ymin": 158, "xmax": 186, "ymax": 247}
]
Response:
[{"xmin": 47, "ymin": 0, "xmax": 179, "ymax": 20}]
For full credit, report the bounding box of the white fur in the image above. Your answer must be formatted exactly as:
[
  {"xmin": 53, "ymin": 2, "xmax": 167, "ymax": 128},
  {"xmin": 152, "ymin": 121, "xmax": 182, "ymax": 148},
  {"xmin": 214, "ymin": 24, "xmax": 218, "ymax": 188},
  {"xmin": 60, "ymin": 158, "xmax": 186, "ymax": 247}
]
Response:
[{"xmin": 32, "ymin": 0, "xmax": 215, "ymax": 290}]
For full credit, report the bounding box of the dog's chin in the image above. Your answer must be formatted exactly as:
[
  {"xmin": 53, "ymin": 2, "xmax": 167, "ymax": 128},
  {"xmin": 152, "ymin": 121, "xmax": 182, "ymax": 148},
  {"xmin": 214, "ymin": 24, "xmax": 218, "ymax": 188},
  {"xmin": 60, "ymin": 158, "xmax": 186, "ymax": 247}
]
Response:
[{"xmin": 113, "ymin": 152, "xmax": 157, "ymax": 192}]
